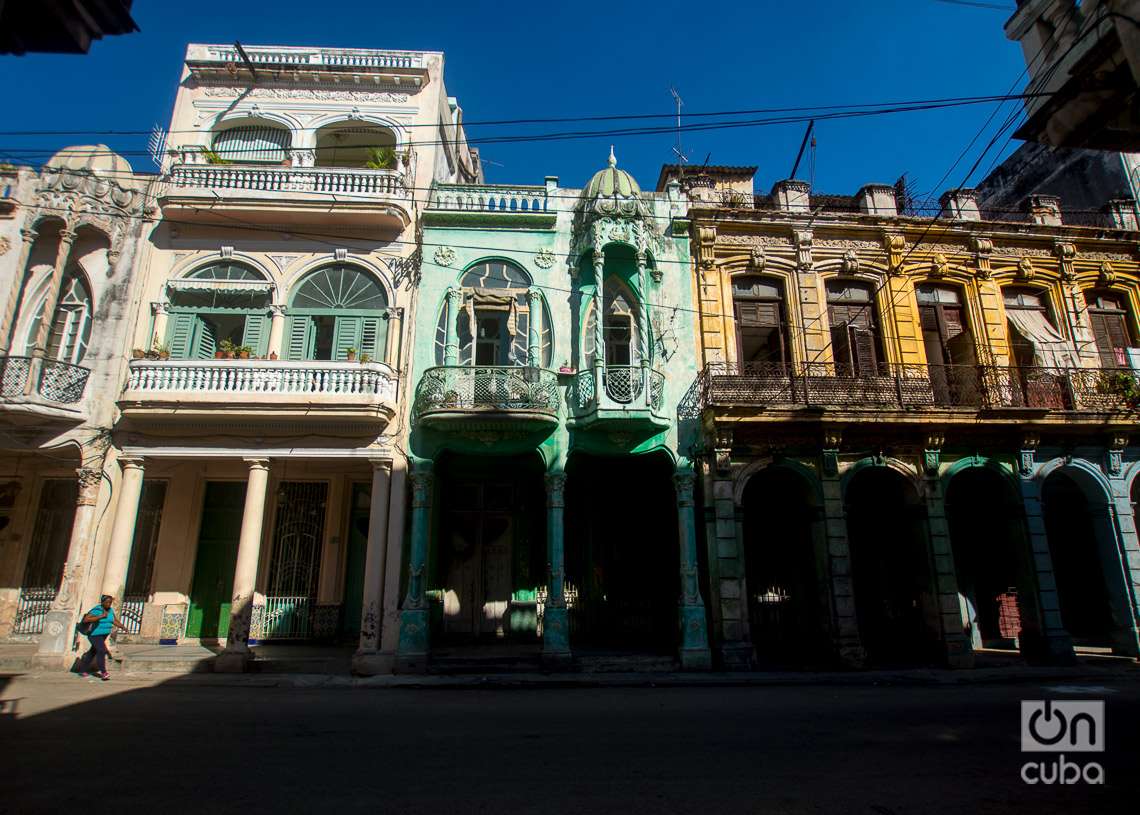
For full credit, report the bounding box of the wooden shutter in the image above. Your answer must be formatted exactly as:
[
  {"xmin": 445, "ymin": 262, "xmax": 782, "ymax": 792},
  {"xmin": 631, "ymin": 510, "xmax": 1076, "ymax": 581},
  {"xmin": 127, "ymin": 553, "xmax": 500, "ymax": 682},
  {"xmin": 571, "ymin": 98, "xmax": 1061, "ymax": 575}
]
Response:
[
  {"xmin": 851, "ymin": 327, "xmax": 878, "ymax": 376},
  {"xmin": 242, "ymin": 314, "xmax": 268, "ymax": 356},
  {"xmin": 359, "ymin": 316, "xmax": 385, "ymax": 360},
  {"xmin": 165, "ymin": 313, "xmax": 196, "ymax": 359},
  {"xmin": 333, "ymin": 316, "xmax": 363, "ymax": 361},
  {"xmin": 831, "ymin": 326, "xmax": 853, "ymax": 373},
  {"xmin": 284, "ymin": 315, "xmax": 311, "ymax": 361},
  {"xmin": 1090, "ymin": 312, "xmax": 1130, "ymax": 367},
  {"xmin": 193, "ymin": 319, "xmax": 217, "ymax": 360}
]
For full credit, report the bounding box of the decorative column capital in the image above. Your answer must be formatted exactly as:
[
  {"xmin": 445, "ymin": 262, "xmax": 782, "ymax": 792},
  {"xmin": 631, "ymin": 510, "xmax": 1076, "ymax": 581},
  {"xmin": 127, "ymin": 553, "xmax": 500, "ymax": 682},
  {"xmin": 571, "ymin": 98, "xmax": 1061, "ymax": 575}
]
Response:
[
  {"xmin": 793, "ymin": 229, "xmax": 814, "ymax": 270},
  {"xmin": 118, "ymin": 456, "xmax": 146, "ymax": 473},
  {"xmin": 674, "ymin": 472, "xmax": 695, "ymax": 507},
  {"xmin": 544, "ymin": 473, "xmax": 566, "ymax": 507},
  {"xmin": 151, "ymin": 301, "xmax": 169, "ymax": 316},
  {"xmin": 75, "ymin": 468, "xmax": 102, "ymax": 506},
  {"xmin": 410, "ymin": 471, "xmax": 434, "ymax": 508},
  {"xmin": 368, "ymin": 457, "xmax": 393, "ymax": 475},
  {"xmin": 446, "ymin": 286, "xmax": 464, "ymax": 305},
  {"xmin": 269, "ymin": 304, "xmax": 288, "ymax": 318},
  {"xmin": 243, "ymin": 457, "xmax": 271, "ymax": 472},
  {"xmin": 526, "ymin": 287, "xmax": 542, "ymax": 307},
  {"xmin": 58, "ymin": 228, "xmax": 78, "ymax": 247},
  {"xmin": 19, "ymin": 226, "xmax": 38, "ymax": 244}
]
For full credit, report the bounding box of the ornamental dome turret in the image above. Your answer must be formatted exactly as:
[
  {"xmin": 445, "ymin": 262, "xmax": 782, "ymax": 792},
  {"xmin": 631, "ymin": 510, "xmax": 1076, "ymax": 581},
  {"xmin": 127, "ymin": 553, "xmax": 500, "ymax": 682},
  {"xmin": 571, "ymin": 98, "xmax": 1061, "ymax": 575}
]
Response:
[{"xmin": 580, "ymin": 146, "xmax": 648, "ymax": 220}]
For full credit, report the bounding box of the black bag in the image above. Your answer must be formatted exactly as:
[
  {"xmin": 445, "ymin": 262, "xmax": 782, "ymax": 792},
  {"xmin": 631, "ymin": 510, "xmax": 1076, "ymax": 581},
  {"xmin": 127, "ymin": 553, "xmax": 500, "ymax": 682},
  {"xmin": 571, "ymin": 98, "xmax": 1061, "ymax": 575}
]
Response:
[{"xmin": 77, "ymin": 615, "xmax": 96, "ymax": 636}]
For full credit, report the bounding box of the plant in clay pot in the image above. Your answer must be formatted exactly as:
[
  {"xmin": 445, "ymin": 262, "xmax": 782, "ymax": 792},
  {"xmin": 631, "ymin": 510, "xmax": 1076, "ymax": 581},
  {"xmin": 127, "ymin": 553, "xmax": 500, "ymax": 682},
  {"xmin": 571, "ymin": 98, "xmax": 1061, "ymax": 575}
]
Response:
[
  {"xmin": 358, "ymin": 353, "xmax": 371, "ymax": 364},
  {"xmin": 269, "ymin": 351, "xmax": 278, "ymax": 361},
  {"xmin": 237, "ymin": 345, "xmax": 252, "ymax": 359},
  {"xmin": 131, "ymin": 349, "xmax": 145, "ymax": 359},
  {"xmin": 219, "ymin": 339, "xmax": 236, "ymax": 359},
  {"xmin": 345, "ymin": 347, "xmax": 357, "ymax": 362}
]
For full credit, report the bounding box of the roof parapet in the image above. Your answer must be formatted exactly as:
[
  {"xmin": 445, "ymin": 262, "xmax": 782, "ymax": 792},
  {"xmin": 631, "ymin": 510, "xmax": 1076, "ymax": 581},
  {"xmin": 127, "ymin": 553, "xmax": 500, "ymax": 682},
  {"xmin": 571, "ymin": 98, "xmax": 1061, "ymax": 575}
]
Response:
[
  {"xmin": 771, "ymin": 179, "xmax": 811, "ymax": 213},
  {"xmin": 939, "ymin": 188, "xmax": 981, "ymax": 222}
]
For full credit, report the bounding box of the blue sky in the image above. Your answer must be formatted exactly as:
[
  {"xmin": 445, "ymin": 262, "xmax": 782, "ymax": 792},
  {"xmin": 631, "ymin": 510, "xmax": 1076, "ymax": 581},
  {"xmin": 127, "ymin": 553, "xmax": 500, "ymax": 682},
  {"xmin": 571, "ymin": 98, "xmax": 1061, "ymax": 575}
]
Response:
[{"xmin": 1, "ymin": 0, "xmax": 1027, "ymax": 201}]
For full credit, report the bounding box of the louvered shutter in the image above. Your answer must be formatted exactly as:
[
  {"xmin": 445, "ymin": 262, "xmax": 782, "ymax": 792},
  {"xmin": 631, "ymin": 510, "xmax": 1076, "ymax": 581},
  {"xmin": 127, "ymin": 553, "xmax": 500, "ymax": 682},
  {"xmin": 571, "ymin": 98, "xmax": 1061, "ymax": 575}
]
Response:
[
  {"xmin": 285, "ymin": 315, "xmax": 311, "ymax": 361},
  {"xmin": 1090, "ymin": 312, "xmax": 1130, "ymax": 368},
  {"xmin": 359, "ymin": 316, "xmax": 385, "ymax": 361},
  {"xmin": 213, "ymin": 126, "xmax": 289, "ymax": 163},
  {"xmin": 166, "ymin": 313, "xmax": 196, "ymax": 359},
  {"xmin": 831, "ymin": 325, "xmax": 853, "ymax": 374},
  {"xmin": 242, "ymin": 314, "xmax": 268, "ymax": 356},
  {"xmin": 193, "ymin": 319, "xmax": 217, "ymax": 360},
  {"xmin": 333, "ymin": 316, "xmax": 363, "ymax": 361},
  {"xmin": 851, "ymin": 327, "xmax": 878, "ymax": 376}
]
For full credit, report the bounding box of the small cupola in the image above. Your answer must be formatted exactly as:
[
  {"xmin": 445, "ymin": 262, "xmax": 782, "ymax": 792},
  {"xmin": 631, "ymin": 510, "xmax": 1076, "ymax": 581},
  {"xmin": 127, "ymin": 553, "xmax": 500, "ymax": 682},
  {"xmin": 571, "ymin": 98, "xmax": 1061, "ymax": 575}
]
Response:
[{"xmin": 581, "ymin": 146, "xmax": 648, "ymax": 220}]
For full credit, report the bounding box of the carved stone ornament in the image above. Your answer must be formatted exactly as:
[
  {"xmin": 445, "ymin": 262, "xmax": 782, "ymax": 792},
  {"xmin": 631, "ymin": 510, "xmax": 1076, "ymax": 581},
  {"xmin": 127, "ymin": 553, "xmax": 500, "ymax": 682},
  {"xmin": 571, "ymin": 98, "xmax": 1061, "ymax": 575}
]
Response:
[
  {"xmin": 76, "ymin": 468, "xmax": 102, "ymax": 506},
  {"xmin": 1016, "ymin": 257, "xmax": 1036, "ymax": 281},
  {"xmin": 432, "ymin": 246, "xmax": 456, "ymax": 267},
  {"xmin": 1054, "ymin": 241, "xmax": 1077, "ymax": 282},
  {"xmin": 884, "ymin": 233, "xmax": 905, "ymax": 272},
  {"xmin": 972, "ymin": 236, "xmax": 994, "ymax": 280},
  {"xmin": 697, "ymin": 225, "xmax": 717, "ymax": 270},
  {"xmin": 201, "ymin": 86, "xmax": 413, "ymax": 103},
  {"xmin": 0, "ymin": 236, "xmax": 10, "ymax": 256},
  {"xmin": 930, "ymin": 253, "xmax": 950, "ymax": 278},
  {"xmin": 1107, "ymin": 449, "xmax": 1124, "ymax": 477},
  {"xmin": 841, "ymin": 250, "xmax": 860, "ymax": 274},
  {"xmin": 750, "ymin": 246, "xmax": 766, "ymax": 272},
  {"xmin": 534, "ymin": 248, "xmax": 556, "ymax": 269},
  {"xmin": 1099, "ymin": 261, "xmax": 1117, "ymax": 286},
  {"xmin": 794, "ymin": 230, "xmax": 814, "ymax": 270},
  {"xmin": 674, "ymin": 473, "xmax": 696, "ymax": 507}
]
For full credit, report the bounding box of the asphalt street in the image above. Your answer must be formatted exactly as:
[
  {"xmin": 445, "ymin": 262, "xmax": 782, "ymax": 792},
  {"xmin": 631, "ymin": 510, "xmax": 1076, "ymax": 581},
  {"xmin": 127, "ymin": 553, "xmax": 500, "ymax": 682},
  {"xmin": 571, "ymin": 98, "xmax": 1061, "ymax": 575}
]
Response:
[{"xmin": 1, "ymin": 673, "xmax": 1136, "ymax": 814}]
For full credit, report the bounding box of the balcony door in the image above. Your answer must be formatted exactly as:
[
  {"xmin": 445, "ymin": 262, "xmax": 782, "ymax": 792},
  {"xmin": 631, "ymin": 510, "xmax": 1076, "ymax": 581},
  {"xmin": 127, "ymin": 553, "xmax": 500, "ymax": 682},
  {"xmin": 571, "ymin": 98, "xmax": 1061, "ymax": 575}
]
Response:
[
  {"xmin": 826, "ymin": 280, "xmax": 882, "ymax": 376},
  {"xmin": 916, "ymin": 283, "xmax": 976, "ymax": 405},
  {"xmin": 23, "ymin": 268, "xmax": 93, "ymax": 365},
  {"xmin": 732, "ymin": 275, "xmax": 788, "ymax": 369},
  {"xmin": 165, "ymin": 262, "xmax": 271, "ymax": 359}
]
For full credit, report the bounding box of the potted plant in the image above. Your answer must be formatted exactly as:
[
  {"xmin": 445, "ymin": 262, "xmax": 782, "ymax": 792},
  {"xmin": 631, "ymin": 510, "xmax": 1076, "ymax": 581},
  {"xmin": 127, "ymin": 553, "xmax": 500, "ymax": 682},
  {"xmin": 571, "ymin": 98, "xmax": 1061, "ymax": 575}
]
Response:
[
  {"xmin": 359, "ymin": 353, "xmax": 371, "ymax": 364},
  {"xmin": 156, "ymin": 343, "xmax": 171, "ymax": 360},
  {"xmin": 1097, "ymin": 370, "xmax": 1140, "ymax": 409},
  {"xmin": 201, "ymin": 147, "xmax": 232, "ymax": 165},
  {"xmin": 131, "ymin": 348, "xmax": 145, "ymax": 359},
  {"xmin": 269, "ymin": 351, "xmax": 278, "ymax": 361},
  {"xmin": 235, "ymin": 345, "xmax": 251, "ymax": 359},
  {"xmin": 219, "ymin": 339, "xmax": 236, "ymax": 359},
  {"xmin": 345, "ymin": 347, "xmax": 357, "ymax": 362},
  {"xmin": 364, "ymin": 146, "xmax": 397, "ymax": 170}
]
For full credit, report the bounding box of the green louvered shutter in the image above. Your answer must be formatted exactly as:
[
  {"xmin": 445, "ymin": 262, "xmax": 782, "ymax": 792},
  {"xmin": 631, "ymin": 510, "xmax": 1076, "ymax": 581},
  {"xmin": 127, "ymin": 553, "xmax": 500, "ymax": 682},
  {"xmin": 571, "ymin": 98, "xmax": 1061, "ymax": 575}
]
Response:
[
  {"xmin": 359, "ymin": 316, "xmax": 386, "ymax": 361},
  {"xmin": 166, "ymin": 313, "xmax": 196, "ymax": 359},
  {"xmin": 333, "ymin": 316, "xmax": 362, "ymax": 361},
  {"xmin": 285, "ymin": 315, "xmax": 311, "ymax": 361},
  {"xmin": 193, "ymin": 320, "xmax": 217, "ymax": 359},
  {"xmin": 242, "ymin": 314, "xmax": 268, "ymax": 356}
]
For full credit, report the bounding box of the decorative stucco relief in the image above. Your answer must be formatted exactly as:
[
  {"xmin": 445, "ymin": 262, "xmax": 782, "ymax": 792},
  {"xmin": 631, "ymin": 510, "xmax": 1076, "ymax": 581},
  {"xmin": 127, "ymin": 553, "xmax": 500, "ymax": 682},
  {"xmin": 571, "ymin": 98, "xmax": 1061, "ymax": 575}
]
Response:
[
  {"xmin": 201, "ymin": 86, "xmax": 413, "ymax": 103},
  {"xmin": 814, "ymin": 239, "xmax": 882, "ymax": 251},
  {"xmin": 715, "ymin": 234, "xmax": 791, "ymax": 248}
]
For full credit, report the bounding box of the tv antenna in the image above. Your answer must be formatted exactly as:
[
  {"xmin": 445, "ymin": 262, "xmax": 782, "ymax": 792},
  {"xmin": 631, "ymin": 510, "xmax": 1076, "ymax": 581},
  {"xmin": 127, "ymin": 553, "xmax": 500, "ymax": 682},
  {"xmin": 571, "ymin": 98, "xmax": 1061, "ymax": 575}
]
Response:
[{"xmin": 669, "ymin": 86, "xmax": 689, "ymax": 165}]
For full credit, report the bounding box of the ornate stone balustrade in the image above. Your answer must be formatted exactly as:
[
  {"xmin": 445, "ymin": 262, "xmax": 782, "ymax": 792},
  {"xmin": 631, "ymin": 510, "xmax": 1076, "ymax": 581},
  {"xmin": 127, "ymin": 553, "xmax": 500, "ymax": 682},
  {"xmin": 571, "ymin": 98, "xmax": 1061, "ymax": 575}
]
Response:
[
  {"xmin": 414, "ymin": 365, "xmax": 560, "ymax": 421},
  {"xmin": 167, "ymin": 164, "xmax": 409, "ymax": 198},
  {"xmin": 126, "ymin": 359, "xmax": 397, "ymax": 401},
  {"xmin": 427, "ymin": 184, "xmax": 550, "ymax": 213},
  {"xmin": 197, "ymin": 45, "xmax": 424, "ymax": 70}
]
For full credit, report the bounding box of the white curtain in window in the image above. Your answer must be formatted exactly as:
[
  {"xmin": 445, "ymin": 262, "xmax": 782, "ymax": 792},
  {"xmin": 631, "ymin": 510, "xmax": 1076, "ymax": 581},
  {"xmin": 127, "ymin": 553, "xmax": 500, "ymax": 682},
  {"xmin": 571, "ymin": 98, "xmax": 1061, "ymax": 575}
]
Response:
[
  {"xmin": 213, "ymin": 126, "xmax": 290, "ymax": 163},
  {"xmin": 1006, "ymin": 309, "xmax": 1079, "ymax": 368}
]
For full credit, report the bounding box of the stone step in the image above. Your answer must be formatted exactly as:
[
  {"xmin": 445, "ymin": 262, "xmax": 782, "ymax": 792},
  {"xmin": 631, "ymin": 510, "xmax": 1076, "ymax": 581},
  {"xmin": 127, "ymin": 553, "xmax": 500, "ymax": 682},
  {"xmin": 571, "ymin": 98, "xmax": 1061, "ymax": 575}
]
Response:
[
  {"xmin": 428, "ymin": 656, "xmax": 543, "ymax": 675},
  {"xmin": 249, "ymin": 656, "xmax": 350, "ymax": 675},
  {"xmin": 576, "ymin": 655, "xmax": 678, "ymax": 673},
  {"xmin": 120, "ymin": 654, "xmax": 216, "ymax": 673}
]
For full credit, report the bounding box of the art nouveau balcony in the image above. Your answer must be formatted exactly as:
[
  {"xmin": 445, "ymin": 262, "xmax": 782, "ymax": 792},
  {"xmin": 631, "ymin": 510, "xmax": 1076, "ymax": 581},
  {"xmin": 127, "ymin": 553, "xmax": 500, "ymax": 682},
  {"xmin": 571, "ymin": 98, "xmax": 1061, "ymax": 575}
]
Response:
[
  {"xmin": 0, "ymin": 355, "xmax": 91, "ymax": 424},
  {"xmin": 699, "ymin": 361, "xmax": 1138, "ymax": 421},
  {"xmin": 570, "ymin": 365, "xmax": 669, "ymax": 430},
  {"xmin": 158, "ymin": 162, "xmax": 412, "ymax": 231},
  {"xmin": 413, "ymin": 365, "xmax": 560, "ymax": 430},
  {"xmin": 424, "ymin": 183, "xmax": 556, "ymax": 227},
  {"xmin": 118, "ymin": 359, "xmax": 399, "ymax": 432}
]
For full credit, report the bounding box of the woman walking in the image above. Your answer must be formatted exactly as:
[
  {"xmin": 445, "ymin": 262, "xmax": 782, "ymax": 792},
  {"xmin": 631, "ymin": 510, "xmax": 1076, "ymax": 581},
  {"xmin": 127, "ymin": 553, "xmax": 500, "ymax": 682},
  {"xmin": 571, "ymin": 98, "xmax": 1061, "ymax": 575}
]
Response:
[{"xmin": 77, "ymin": 595, "xmax": 129, "ymax": 680}]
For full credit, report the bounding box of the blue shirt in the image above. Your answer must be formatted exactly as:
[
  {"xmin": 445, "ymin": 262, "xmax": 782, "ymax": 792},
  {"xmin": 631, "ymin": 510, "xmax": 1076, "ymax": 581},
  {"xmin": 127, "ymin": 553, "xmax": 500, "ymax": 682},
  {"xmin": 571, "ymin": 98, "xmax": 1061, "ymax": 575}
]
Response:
[{"xmin": 86, "ymin": 606, "xmax": 115, "ymax": 637}]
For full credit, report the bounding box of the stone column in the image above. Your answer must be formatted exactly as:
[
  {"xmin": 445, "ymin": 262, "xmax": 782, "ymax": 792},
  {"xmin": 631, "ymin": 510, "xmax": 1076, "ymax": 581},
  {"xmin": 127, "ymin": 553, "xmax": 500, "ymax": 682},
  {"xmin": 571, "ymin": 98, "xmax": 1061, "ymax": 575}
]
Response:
[
  {"xmin": 352, "ymin": 459, "xmax": 393, "ymax": 676},
  {"xmin": 0, "ymin": 226, "xmax": 38, "ymax": 353},
  {"xmin": 543, "ymin": 472, "xmax": 570, "ymax": 665},
  {"xmin": 1017, "ymin": 447, "xmax": 1076, "ymax": 664},
  {"xmin": 1095, "ymin": 498, "xmax": 1140, "ymax": 657},
  {"xmin": 592, "ymin": 254, "xmax": 605, "ymax": 373},
  {"xmin": 443, "ymin": 288, "xmax": 462, "ymax": 366},
  {"xmin": 636, "ymin": 251, "xmax": 651, "ymax": 369},
  {"xmin": 266, "ymin": 304, "xmax": 287, "ymax": 358},
  {"xmin": 1105, "ymin": 447, "xmax": 1140, "ymax": 657},
  {"xmin": 820, "ymin": 438, "xmax": 866, "ymax": 668},
  {"xmin": 216, "ymin": 458, "xmax": 271, "ymax": 673},
  {"xmin": 35, "ymin": 465, "xmax": 105, "ymax": 666},
  {"xmin": 397, "ymin": 462, "xmax": 433, "ymax": 672},
  {"xmin": 705, "ymin": 434, "xmax": 752, "ymax": 669},
  {"xmin": 921, "ymin": 448, "xmax": 974, "ymax": 669},
  {"xmin": 99, "ymin": 457, "xmax": 146, "ymax": 601},
  {"xmin": 384, "ymin": 306, "xmax": 404, "ymax": 369},
  {"xmin": 526, "ymin": 288, "xmax": 542, "ymax": 367},
  {"xmin": 379, "ymin": 456, "xmax": 408, "ymax": 657},
  {"xmin": 150, "ymin": 303, "xmax": 169, "ymax": 352},
  {"xmin": 25, "ymin": 228, "xmax": 76, "ymax": 396},
  {"xmin": 675, "ymin": 471, "xmax": 711, "ymax": 670}
]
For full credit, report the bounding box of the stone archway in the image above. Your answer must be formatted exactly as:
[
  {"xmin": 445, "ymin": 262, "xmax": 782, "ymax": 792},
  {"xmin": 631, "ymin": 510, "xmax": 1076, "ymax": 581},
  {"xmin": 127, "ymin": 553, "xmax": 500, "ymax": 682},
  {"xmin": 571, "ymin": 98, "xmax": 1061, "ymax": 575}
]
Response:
[
  {"xmin": 739, "ymin": 465, "xmax": 829, "ymax": 667},
  {"xmin": 845, "ymin": 467, "xmax": 940, "ymax": 666}
]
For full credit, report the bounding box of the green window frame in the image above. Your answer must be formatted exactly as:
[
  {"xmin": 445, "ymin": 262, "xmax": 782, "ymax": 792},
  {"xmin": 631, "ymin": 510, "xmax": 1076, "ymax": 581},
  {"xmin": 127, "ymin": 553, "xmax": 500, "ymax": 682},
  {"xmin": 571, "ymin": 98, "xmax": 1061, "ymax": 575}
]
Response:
[{"xmin": 165, "ymin": 311, "xmax": 269, "ymax": 359}]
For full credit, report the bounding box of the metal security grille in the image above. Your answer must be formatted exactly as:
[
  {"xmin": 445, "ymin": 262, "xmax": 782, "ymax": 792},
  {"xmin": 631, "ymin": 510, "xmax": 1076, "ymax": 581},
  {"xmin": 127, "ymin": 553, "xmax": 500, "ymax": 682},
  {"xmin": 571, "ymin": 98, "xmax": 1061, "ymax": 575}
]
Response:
[
  {"xmin": 263, "ymin": 482, "xmax": 328, "ymax": 640},
  {"xmin": 13, "ymin": 586, "xmax": 55, "ymax": 635},
  {"xmin": 119, "ymin": 596, "xmax": 146, "ymax": 635}
]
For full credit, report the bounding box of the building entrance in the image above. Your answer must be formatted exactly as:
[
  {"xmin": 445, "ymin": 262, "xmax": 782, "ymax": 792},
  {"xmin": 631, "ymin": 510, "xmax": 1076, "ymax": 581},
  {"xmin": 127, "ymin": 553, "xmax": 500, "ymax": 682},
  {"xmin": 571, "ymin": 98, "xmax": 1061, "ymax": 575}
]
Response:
[{"xmin": 186, "ymin": 481, "xmax": 246, "ymax": 641}]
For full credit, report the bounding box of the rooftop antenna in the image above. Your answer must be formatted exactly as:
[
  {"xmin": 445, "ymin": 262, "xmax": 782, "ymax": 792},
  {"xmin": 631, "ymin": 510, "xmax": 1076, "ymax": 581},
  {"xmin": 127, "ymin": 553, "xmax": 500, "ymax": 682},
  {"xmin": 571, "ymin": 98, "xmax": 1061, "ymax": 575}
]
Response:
[{"xmin": 669, "ymin": 86, "xmax": 689, "ymax": 167}]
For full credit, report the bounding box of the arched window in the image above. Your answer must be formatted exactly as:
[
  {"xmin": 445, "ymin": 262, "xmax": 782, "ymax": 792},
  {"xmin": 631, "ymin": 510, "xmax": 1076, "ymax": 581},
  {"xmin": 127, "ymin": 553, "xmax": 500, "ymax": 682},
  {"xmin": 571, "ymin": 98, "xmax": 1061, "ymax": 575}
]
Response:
[
  {"xmin": 826, "ymin": 280, "xmax": 883, "ymax": 376},
  {"xmin": 165, "ymin": 262, "xmax": 273, "ymax": 359},
  {"xmin": 212, "ymin": 121, "xmax": 291, "ymax": 164},
  {"xmin": 286, "ymin": 265, "xmax": 388, "ymax": 362},
  {"xmin": 23, "ymin": 268, "xmax": 93, "ymax": 364},
  {"xmin": 733, "ymin": 275, "xmax": 788, "ymax": 366},
  {"xmin": 314, "ymin": 123, "xmax": 397, "ymax": 169},
  {"xmin": 1002, "ymin": 286, "xmax": 1075, "ymax": 368},
  {"xmin": 433, "ymin": 261, "xmax": 552, "ymax": 367},
  {"xmin": 1084, "ymin": 289, "xmax": 1135, "ymax": 368},
  {"xmin": 583, "ymin": 277, "xmax": 644, "ymax": 368},
  {"xmin": 915, "ymin": 283, "xmax": 975, "ymax": 366}
]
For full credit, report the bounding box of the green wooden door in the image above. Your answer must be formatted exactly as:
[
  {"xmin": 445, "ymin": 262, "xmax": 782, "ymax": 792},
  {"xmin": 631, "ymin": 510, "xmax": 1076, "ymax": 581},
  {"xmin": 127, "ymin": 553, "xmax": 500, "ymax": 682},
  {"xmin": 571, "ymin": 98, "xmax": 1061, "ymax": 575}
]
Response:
[
  {"xmin": 185, "ymin": 482, "xmax": 247, "ymax": 640},
  {"xmin": 341, "ymin": 483, "xmax": 370, "ymax": 638}
]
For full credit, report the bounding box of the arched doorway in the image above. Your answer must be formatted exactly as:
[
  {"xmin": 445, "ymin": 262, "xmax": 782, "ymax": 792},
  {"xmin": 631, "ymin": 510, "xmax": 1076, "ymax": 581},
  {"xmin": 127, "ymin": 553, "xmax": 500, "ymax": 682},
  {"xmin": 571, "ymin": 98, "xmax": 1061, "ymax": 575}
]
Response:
[
  {"xmin": 946, "ymin": 467, "xmax": 1034, "ymax": 655},
  {"xmin": 564, "ymin": 452, "xmax": 679, "ymax": 655},
  {"xmin": 740, "ymin": 466, "xmax": 827, "ymax": 667},
  {"xmin": 1041, "ymin": 470, "xmax": 1119, "ymax": 650},
  {"xmin": 846, "ymin": 467, "xmax": 939, "ymax": 665}
]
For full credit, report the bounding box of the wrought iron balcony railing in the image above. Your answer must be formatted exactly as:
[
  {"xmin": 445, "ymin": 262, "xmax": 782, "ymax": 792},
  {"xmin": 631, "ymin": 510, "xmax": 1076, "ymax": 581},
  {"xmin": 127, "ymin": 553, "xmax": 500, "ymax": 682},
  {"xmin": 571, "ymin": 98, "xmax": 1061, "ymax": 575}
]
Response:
[
  {"xmin": 123, "ymin": 359, "xmax": 398, "ymax": 402},
  {"xmin": 699, "ymin": 361, "xmax": 1139, "ymax": 413},
  {"xmin": 166, "ymin": 163, "xmax": 409, "ymax": 198},
  {"xmin": 0, "ymin": 355, "xmax": 91, "ymax": 405},
  {"xmin": 573, "ymin": 365, "xmax": 666, "ymax": 414},
  {"xmin": 414, "ymin": 365, "xmax": 560, "ymax": 416}
]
